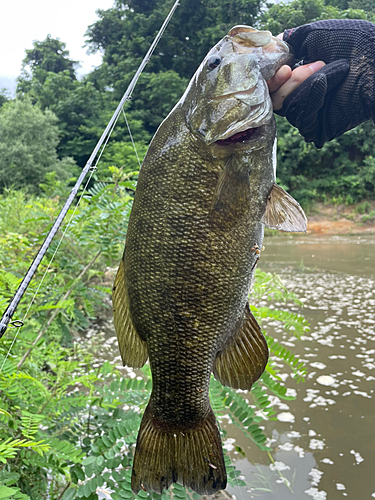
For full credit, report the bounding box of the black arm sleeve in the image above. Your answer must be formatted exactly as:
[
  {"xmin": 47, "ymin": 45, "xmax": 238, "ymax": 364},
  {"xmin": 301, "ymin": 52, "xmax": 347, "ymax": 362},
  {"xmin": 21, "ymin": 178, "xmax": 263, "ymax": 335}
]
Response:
[{"xmin": 276, "ymin": 19, "xmax": 375, "ymax": 148}]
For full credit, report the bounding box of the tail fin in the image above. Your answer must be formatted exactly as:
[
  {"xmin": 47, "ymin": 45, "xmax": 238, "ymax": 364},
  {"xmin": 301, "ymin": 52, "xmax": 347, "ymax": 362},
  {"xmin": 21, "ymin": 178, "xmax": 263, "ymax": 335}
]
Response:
[{"xmin": 131, "ymin": 404, "xmax": 227, "ymax": 495}]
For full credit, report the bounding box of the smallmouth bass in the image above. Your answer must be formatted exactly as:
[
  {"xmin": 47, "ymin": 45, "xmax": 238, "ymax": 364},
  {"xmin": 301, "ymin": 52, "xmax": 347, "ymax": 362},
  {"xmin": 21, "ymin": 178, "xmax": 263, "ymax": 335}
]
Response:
[{"xmin": 113, "ymin": 25, "xmax": 306, "ymax": 496}]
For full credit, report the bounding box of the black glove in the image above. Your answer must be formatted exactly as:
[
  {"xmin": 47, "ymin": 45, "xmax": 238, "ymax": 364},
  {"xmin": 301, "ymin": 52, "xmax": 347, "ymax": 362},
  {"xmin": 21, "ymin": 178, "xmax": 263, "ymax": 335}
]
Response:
[{"xmin": 276, "ymin": 19, "xmax": 375, "ymax": 148}]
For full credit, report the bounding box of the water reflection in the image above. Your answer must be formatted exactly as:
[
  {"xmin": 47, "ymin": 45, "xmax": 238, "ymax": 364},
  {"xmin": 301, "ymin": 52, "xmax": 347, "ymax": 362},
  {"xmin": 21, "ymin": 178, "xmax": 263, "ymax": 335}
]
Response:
[{"xmin": 226, "ymin": 234, "xmax": 375, "ymax": 499}]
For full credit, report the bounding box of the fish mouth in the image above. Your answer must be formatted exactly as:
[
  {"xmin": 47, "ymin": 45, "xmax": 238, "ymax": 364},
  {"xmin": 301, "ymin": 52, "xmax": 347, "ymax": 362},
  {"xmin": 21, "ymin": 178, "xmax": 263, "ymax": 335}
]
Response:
[
  {"xmin": 214, "ymin": 126, "xmax": 262, "ymax": 146},
  {"xmin": 204, "ymin": 97, "xmax": 273, "ymax": 145}
]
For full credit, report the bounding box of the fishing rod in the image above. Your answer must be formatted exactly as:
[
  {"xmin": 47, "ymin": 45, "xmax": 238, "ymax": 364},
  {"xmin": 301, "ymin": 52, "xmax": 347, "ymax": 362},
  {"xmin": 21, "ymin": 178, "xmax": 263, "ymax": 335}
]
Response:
[{"xmin": 0, "ymin": 0, "xmax": 180, "ymax": 340}]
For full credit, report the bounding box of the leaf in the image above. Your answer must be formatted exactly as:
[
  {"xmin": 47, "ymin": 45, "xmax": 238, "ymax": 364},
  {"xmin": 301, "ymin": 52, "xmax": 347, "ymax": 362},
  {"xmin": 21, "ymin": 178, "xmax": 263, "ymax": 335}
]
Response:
[
  {"xmin": 71, "ymin": 465, "xmax": 85, "ymax": 482},
  {"xmin": 63, "ymin": 488, "xmax": 77, "ymax": 500},
  {"xmin": 119, "ymin": 490, "xmax": 133, "ymax": 499},
  {"xmin": 0, "ymin": 486, "xmax": 17, "ymax": 500},
  {"xmin": 265, "ymin": 336, "xmax": 307, "ymax": 382},
  {"xmin": 83, "ymin": 482, "xmax": 92, "ymax": 498},
  {"xmin": 101, "ymin": 435, "xmax": 113, "ymax": 448},
  {"xmin": 82, "ymin": 456, "xmax": 97, "ymax": 466}
]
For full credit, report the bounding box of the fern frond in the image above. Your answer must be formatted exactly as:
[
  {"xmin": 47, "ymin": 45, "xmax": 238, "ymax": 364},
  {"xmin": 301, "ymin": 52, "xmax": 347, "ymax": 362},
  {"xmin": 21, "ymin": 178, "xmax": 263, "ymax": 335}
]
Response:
[
  {"xmin": 0, "ymin": 408, "xmax": 11, "ymax": 418},
  {"xmin": 211, "ymin": 381, "xmax": 270, "ymax": 451},
  {"xmin": 251, "ymin": 306, "xmax": 309, "ymax": 338},
  {"xmin": 251, "ymin": 270, "xmax": 304, "ymax": 306},
  {"xmin": 0, "ymin": 438, "xmax": 50, "ymax": 462},
  {"xmin": 250, "ymin": 382, "xmax": 276, "ymax": 419},
  {"xmin": 266, "ymin": 335, "xmax": 307, "ymax": 382},
  {"xmin": 260, "ymin": 371, "xmax": 295, "ymax": 401},
  {"xmin": 47, "ymin": 438, "xmax": 85, "ymax": 463},
  {"xmin": 20, "ymin": 411, "xmax": 45, "ymax": 439}
]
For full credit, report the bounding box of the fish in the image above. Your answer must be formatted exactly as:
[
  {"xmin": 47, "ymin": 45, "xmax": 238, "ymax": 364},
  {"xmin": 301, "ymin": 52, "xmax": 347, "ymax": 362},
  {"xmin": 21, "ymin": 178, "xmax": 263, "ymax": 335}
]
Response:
[{"xmin": 112, "ymin": 25, "xmax": 307, "ymax": 496}]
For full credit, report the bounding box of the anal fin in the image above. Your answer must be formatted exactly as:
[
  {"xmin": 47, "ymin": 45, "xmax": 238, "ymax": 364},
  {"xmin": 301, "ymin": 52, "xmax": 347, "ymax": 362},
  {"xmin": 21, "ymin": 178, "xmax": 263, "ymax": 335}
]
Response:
[
  {"xmin": 213, "ymin": 304, "xmax": 268, "ymax": 390},
  {"xmin": 261, "ymin": 183, "xmax": 307, "ymax": 232},
  {"xmin": 112, "ymin": 259, "xmax": 148, "ymax": 368}
]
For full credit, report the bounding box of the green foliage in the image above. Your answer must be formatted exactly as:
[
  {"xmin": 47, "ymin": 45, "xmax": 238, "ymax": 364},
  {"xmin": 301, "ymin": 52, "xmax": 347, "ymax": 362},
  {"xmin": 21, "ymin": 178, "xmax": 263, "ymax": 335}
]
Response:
[
  {"xmin": 345, "ymin": 193, "xmax": 354, "ymax": 205},
  {"xmin": 9, "ymin": 0, "xmax": 375, "ymax": 204},
  {"xmin": 84, "ymin": 0, "xmax": 262, "ymax": 135},
  {"xmin": 0, "ymin": 89, "xmax": 9, "ymax": 108},
  {"xmin": 0, "ymin": 165, "xmax": 137, "ymax": 325},
  {"xmin": 328, "ymin": 0, "xmax": 375, "ymax": 13},
  {"xmin": 251, "ymin": 270, "xmax": 309, "ymax": 381},
  {"xmin": 86, "ymin": 0, "xmax": 262, "ymax": 83},
  {"xmin": 362, "ymin": 209, "xmax": 375, "ymax": 222},
  {"xmin": 261, "ymin": 0, "xmax": 371, "ymax": 34},
  {"xmin": 275, "ymin": 116, "xmax": 375, "ymax": 209},
  {"xmin": 259, "ymin": 1, "xmax": 375, "ymax": 208},
  {"xmin": 249, "ymin": 270, "xmax": 309, "ymax": 383},
  {"xmin": 0, "ymin": 168, "xmax": 137, "ymax": 499},
  {"xmin": 347, "ymin": 0, "xmax": 375, "ymax": 14},
  {"xmin": 97, "ymin": 141, "xmax": 148, "ymax": 180},
  {"xmin": 18, "ymin": 35, "xmax": 77, "ymax": 88},
  {"xmin": 251, "ymin": 270, "xmax": 304, "ymax": 307},
  {"xmin": 0, "ymin": 99, "xmax": 78, "ymax": 193},
  {"xmin": 18, "ymin": 66, "xmax": 105, "ymax": 166},
  {"xmin": 0, "ymin": 175, "xmax": 308, "ymax": 498},
  {"xmin": 128, "ymin": 71, "xmax": 188, "ymax": 134},
  {"xmin": 3, "ymin": 1, "xmax": 351, "ymax": 497},
  {"xmin": 355, "ymin": 200, "xmax": 372, "ymax": 214}
]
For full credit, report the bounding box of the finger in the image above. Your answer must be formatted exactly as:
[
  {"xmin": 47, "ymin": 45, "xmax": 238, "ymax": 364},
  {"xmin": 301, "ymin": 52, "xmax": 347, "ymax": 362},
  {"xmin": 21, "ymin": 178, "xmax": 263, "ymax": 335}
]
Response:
[
  {"xmin": 272, "ymin": 60, "xmax": 326, "ymax": 111},
  {"xmin": 267, "ymin": 65, "xmax": 292, "ymax": 93}
]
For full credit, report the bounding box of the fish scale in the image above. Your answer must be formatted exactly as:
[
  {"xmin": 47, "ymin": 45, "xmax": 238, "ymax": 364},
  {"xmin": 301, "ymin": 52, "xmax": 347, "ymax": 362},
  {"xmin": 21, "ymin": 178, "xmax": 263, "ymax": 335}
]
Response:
[{"xmin": 112, "ymin": 25, "xmax": 307, "ymax": 496}]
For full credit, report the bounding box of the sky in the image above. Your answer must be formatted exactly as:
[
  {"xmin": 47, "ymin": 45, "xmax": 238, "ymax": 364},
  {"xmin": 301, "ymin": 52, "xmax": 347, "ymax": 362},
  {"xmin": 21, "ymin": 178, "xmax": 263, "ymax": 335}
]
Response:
[{"xmin": 0, "ymin": 0, "xmax": 114, "ymax": 93}]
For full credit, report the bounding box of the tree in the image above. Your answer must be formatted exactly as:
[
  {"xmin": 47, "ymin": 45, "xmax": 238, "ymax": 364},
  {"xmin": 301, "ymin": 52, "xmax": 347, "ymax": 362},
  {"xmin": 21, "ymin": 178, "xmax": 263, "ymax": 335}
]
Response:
[
  {"xmin": 17, "ymin": 36, "xmax": 107, "ymax": 166},
  {"xmin": 24, "ymin": 71, "xmax": 106, "ymax": 165},
  {"xmin": 17, "ymin": 35, "xmax": 77, "ymax": 93},
  {"xmin": 256, "ymin": 0, "xmax": 375, "ymax": 206},
  {"xmin": 347, "ymin": 0, "xmax": 375, "ymax": 14},
  {"xmin": 260, "ymin": 0, "xmax": 370, "ymax": 34},
  {"xmin": 275, "ymin": 116, "xmax": 375, "ymax": 207},
  {"xmin": 84, "ymin": 0, "xmax": 263, "ymax": 135},
  {"xmin": 0, "ymin": 88, "xmax": 9, "ymax": 108},
  {"xmin": 0, "ymin": 99, "xmax": 77, "ymax": 192}
]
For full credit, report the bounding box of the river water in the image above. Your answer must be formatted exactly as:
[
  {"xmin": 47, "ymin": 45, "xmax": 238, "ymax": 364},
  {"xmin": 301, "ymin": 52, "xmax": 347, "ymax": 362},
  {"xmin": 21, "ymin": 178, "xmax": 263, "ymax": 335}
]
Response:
[
  {"xmin": 225, "ymin": 234, "xmax": 375, "ymax": 500},
  {"xmin": 94, "ymin": 234, "xmax": 375, "ymax": 500}
]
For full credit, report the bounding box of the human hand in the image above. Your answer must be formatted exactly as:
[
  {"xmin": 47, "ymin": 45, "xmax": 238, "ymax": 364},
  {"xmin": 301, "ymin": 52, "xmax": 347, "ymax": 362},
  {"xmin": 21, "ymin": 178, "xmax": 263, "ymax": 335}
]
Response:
[
  {"xmin": 267, "ymin": 20, "xmax": 375, "ymax": 148},
  {"xmin": 268, "ymin": 60, "xmax": 326, "ymax": 111}
]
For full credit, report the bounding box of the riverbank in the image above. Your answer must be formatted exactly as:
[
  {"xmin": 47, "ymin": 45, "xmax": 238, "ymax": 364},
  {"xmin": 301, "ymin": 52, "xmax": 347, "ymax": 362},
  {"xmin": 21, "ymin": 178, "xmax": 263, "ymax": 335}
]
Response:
[{"xmin": 302, "ymin": 202, "xmax": 375, "ymax": 235}]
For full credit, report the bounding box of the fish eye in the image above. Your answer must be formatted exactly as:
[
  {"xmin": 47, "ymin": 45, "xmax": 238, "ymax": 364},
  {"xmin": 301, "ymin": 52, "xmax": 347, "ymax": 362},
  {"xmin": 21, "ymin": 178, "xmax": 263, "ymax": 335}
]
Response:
[{"xmin": 207, "ymin": 55, "xmax": 222, "ymax": 70}]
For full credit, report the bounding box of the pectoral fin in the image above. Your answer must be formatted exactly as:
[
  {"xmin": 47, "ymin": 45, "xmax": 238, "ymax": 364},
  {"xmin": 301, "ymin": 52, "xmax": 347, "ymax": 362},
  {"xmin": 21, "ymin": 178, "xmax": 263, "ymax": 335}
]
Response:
[
  {"xmin": 112, "ymin": 259, "xmax": 148, "ymax": 368},
  {"xmin": 210, "ymin": 159, "xmax": 250, "ymax": 230},
  {"xmin": 213, "ymin": 304, "xmax": 268, "ymax": 390},
  {"xmin": 261, "ymin": 183, "xmax": 307, "ymax": 232}
]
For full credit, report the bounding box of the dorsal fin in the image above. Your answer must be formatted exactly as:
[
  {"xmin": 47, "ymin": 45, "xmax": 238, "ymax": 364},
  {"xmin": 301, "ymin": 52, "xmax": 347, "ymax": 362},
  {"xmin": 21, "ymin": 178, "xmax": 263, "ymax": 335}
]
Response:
[{"xmin": 112, "ymin": 259, "xmax": 148, "ymax": 368}]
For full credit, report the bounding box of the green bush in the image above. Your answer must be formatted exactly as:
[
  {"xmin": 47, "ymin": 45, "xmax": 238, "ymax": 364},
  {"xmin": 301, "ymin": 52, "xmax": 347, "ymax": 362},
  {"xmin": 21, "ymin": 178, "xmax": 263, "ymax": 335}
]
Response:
[
  {"xmin": 0, "ymin": 99, "xmax": 78, "ymax": 194},
  {"xmin": 362, "ymin": 209, "xmax": 375, "ymax": 222},
  {"xmin": 345, "ymin": 194, "xmax": 354, "ymax": 205},
  {"xmin": 355, "ymin": 200, "xmax": 372, "ymax": 214},
  {"xmin": 0, "ymin": 170, "xmax": 309, "ymax": 498},
  {"xmin": 1, "ymin": 265, "xmax": 308, "ymax": 499}
]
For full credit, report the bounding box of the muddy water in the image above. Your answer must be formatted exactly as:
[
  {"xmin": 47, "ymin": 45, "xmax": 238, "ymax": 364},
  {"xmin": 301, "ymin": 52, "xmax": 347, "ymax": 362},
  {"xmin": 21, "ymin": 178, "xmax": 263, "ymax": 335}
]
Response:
[{"xmin": 225, "ymin": 234, "xmax": 375, "ymax": 500}]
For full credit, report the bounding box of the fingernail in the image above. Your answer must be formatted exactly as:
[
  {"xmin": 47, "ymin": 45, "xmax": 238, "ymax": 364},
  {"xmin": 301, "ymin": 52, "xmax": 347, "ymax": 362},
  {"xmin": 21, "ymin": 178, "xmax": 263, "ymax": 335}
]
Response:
[{"xmin": 308, "ymin": 61, "xmax": 326, "ymax": 72}]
